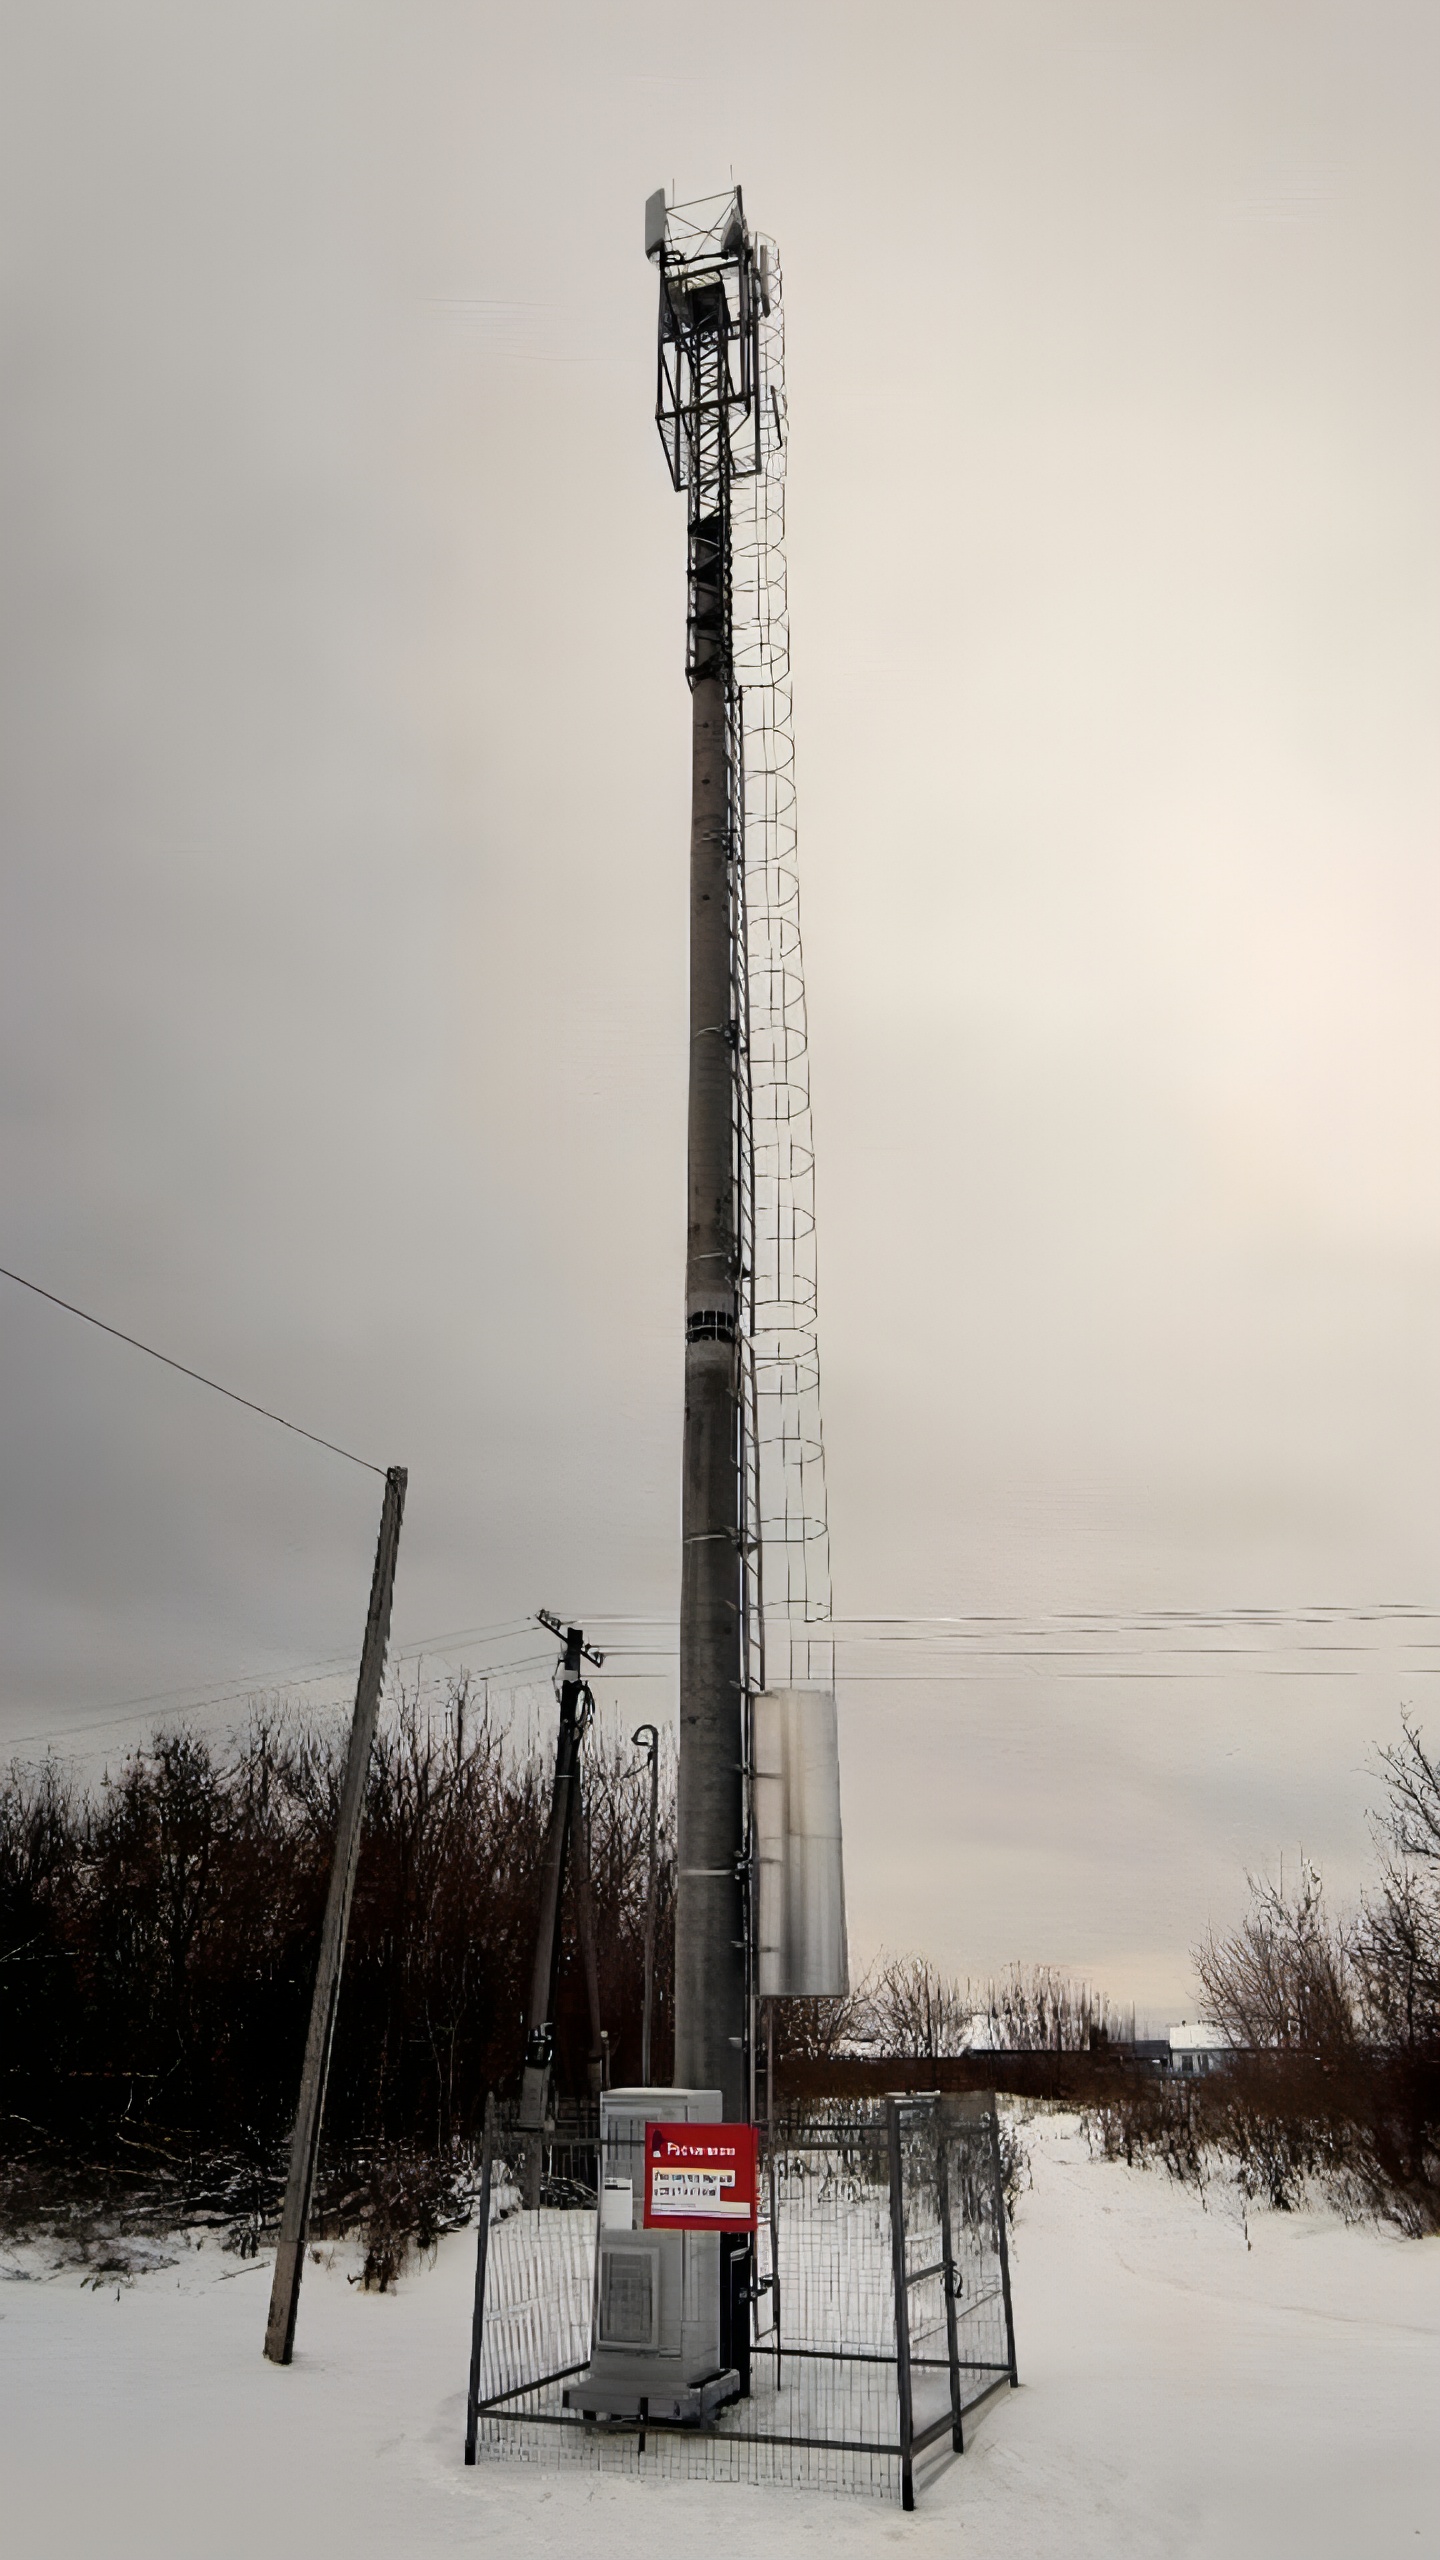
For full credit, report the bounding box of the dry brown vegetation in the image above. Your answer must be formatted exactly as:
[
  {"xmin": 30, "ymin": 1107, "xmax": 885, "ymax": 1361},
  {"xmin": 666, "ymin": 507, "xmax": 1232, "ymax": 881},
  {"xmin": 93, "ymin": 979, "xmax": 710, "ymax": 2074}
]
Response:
[
  {"xmin": 0, "ymin": 1679, "xmax": 673, "ymax": 2269},
  {"xmin": 770, "ymin": 1954, "xmax": 1127, "ymax": 2076},
  {"xmin": 7, "ymin": 1697, "xmax": 1437, "ymax": 2262},
  {"xmin": 1088, "ymin": 1721, "xmax": 1440, "ymax": 2233}
]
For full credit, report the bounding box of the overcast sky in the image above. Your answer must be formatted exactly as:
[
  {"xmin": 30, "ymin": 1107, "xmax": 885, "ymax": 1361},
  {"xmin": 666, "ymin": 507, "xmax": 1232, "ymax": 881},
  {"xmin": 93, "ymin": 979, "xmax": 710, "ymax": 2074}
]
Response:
[{"xmin": 3, "ymin": 1, "xmax": 1438, "ymax": 2012}]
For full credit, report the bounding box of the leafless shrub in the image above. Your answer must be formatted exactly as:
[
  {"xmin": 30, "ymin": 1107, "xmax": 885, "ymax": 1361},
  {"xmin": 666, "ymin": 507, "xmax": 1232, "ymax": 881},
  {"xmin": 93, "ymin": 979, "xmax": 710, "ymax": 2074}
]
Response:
[
  {"xmin": 1086, "ymin": 2075, "xmax": 1209, "ymax": 2186},
  {"xmin": 1091, "ymin": 1747, "xmax": 1440, "ymax": 2234},
  {"xmin": 352, "ymin": 2139, "xmax": 468, "ymax": 2292},
  {"xmin": 979, "ymin": 1964, "xmax": 1124, "ymax": 2053},
  {"xmin": 994, "ymin": 2111, "xmax": 1030, "ymax": 2225},
  {"xmin": 767, "ymin": 1987, "xmax": 870, "ymax": 2067},
  {"xmin": 1195, "ymin": 1860, "xmax": 1356, "ymax": 2055},
  {"xmin": 866, "ymin": 1955, "xmax": 972, "ymax": 2060},
  {"xmin": 859, "ymin": 1955, "xmax": 1122, "ymax": 2062}
]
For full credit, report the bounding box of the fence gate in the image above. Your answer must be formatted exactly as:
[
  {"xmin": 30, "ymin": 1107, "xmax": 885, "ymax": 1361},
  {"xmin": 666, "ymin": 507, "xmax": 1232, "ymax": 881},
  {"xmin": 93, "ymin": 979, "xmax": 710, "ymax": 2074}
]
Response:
[{"xmin": 884, "ymin": 2092, "xmax": 1018, "ymax": 2508}]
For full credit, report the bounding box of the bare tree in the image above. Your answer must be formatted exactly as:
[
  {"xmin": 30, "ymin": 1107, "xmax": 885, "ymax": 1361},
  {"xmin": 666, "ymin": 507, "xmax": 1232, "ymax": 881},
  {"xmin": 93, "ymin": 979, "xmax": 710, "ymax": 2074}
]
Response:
[
  {"xmin": 981, "ymin": 1964, "xmax": 1121, "ymax": 2053},
  {"xmin": 766, "ymin": 1987, "xmax": 869, "ymax": 2068},
  {"xmin": 867, "ymin": 1954, "xmax": 972, "ymax": 2060},
  {"xmin": 1374, "ymin": 1716, "xmax": 1440, "ymax": 1867},
  {"xmin": 1355, "ymin": 1718, "xmax": 1440, "ymax": 2054},
  {"xmin": 1196, "ymin": 1861, "xmax": 1356, "ymax": 2053},
  {"xmin": 1354, "ymin": 1862, "xmax": 1440, "ymax": 2052}
]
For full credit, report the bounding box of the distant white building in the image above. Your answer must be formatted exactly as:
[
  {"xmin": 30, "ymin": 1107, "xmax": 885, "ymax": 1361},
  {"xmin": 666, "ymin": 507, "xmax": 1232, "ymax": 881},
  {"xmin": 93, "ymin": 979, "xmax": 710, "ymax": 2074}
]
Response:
[{"xmin": 1166, "ymin": 2020, "xmax": 1230, "ymax": 2076}]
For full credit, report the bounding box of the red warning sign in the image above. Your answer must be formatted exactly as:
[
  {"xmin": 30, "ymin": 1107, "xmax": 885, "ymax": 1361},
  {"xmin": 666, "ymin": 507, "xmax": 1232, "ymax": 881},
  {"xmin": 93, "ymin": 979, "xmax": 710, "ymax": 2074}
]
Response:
[{"xmin": 642, "ymin": 2121, "xmax": 759, "ymax": 2231}]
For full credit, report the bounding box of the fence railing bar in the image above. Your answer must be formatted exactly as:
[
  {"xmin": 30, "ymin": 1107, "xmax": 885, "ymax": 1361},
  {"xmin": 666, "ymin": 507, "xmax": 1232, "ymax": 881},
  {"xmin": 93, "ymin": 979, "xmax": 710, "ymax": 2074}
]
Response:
[
  {"xmin": 953, "ymin": 2286, "xmax": 1004, "ymax": 2319},
  {"xmin": 904, "ymin": 2256, "xmax": 948, "ymax": 2287},
  {"xmin": 749, "ymin": 2339, "xmax": 976, "ymax": 2374},
  {"xmin": 957, "ymin": 2369, "xmax": 1013, "ymax": 2419},
  {"xmin": 911, "ymin": 2407, "xmax": 960, "ymax": 2456},
  {"xmin": 477, "ymin": 2357, "xmax": 592, "ymax": 2411},
  {"xmin": 478, "ymin": 2409, "xmax": 905, "ymax": 2459},
  {"xmin": 749, "ymin": 2340, "xmax": 895, "ymax": 2368}
]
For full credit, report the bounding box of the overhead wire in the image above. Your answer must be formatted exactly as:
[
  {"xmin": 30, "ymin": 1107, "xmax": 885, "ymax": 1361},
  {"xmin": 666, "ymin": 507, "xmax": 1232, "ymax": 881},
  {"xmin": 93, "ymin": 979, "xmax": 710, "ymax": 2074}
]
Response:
[
  {"xmin": 0, "ymin": 1613, "xmax": 546, "ymax": 1752},
  {"xmin": 15, "ymin": 1607, "xmax": 1440, "ymax": 1755},
  {"xmin": 0, "ymin": 1262, "xmax": 384, "ymax": 1475}
]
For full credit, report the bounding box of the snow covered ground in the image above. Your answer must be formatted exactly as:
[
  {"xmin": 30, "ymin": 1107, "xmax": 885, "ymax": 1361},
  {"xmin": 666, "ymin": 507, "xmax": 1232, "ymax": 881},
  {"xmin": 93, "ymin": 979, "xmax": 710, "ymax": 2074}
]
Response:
[{"xmin": 4, "ymin": 2113, "xmax": 1438, "ymax": 2558}]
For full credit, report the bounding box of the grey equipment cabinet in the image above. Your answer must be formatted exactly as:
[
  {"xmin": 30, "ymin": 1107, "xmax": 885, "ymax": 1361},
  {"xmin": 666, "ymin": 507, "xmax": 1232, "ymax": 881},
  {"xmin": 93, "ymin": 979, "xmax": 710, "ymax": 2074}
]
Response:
[{"xmin": 564, "ymin": 2086, "xmax": 739, "ymax": 2424}]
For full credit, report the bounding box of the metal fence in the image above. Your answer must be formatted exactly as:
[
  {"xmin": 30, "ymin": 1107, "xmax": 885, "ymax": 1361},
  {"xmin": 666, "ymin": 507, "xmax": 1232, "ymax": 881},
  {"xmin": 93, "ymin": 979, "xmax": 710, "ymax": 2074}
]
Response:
[{"xmin": 464, "ymin": 2093, "xmax": 1017, "ymax": 2508}]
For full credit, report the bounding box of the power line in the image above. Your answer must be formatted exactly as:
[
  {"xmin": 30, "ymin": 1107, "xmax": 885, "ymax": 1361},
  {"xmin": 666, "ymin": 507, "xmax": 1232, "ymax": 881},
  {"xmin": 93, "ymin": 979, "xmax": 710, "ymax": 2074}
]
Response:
[
  {"xmin": 0, "ymin": 1614, "xmax": 545, "ymax": 1751},
  {"xmin": 1, "ymin": 1616, "xmax": 683, "ymax": 1754},
  {"xmin": 3, "ymin": 1654, "xmax": 670, "ymax": 1755},
  {"xmin": 11, "ymin": 1599, "xmax": 1440, "ymax": 1755},
  {"xmin": 584, "ymin": 1603, "xmax": 1440, "ymax": 1635},
  {"xmin": 0, "ymin": 1262, "xmax": 383, "ymax": 1475}
]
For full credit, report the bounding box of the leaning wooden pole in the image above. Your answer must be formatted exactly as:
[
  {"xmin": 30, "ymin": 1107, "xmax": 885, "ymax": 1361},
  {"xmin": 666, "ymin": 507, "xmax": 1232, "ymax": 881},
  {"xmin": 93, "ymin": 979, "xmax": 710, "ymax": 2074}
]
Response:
[{"xmin": 264, "ymin": 1463, "xmax": 407, "ymax": 2365}]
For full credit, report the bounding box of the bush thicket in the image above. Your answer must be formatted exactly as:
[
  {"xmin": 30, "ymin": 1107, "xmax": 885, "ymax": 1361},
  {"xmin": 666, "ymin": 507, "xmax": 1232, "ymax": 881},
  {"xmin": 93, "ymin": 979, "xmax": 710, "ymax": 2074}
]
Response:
[
  {"xmin": 0, "ymin": 1679, "xmax": 674, "ymax": 2184},
  {"xmin": 1088, "ymin": 1720, "xmax": 1440, "ymax": 2232}
]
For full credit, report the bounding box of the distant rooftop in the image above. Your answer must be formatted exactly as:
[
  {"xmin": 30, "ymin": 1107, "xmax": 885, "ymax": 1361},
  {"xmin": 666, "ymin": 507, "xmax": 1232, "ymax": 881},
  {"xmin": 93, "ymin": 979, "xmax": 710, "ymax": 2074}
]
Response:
[{"xmin": 1167, "ymin": 2020, "xmax": 1228, "ymax": 2051}]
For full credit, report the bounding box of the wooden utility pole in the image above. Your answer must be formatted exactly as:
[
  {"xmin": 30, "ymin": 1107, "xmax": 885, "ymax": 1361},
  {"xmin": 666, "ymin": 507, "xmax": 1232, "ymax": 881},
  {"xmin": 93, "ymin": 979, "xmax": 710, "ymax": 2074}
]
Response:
[
  {"xmin": 568, "ymin": 1777, "xmax": 608, "ymax": 2097},
  {"xmin": 518, "ymin": 1612, "xmax": 605, "ymax": 2201},
  {"xmin": 264, "ymin": 1463, "xmax": 406, "ymax": 2365}
]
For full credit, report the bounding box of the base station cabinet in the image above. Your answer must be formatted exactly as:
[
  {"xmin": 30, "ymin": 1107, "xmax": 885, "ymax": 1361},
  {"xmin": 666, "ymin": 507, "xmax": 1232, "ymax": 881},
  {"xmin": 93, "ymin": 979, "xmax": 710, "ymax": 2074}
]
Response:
[{"xmin": 564, "ymin": 2087, "xmax": 739, "ymax": 2424}]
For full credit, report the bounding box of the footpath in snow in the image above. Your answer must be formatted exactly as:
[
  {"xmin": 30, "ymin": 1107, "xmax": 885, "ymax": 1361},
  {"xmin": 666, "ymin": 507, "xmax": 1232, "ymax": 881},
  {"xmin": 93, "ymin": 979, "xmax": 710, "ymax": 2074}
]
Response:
[{"xmin": 3, "ymin": 2113, "xmax": 1438, "ymax": 2559}]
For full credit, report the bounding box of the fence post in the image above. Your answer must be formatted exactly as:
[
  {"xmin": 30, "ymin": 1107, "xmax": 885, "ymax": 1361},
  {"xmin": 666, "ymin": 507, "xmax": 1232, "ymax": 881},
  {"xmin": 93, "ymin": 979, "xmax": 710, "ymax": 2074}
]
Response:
[
  {"xmin": 464, "ymin": 2095, "xmax": 497, "ymax": 2464},
  {"xmin": 885, "ymin": 2096, "xmax": 915, "ymax": 2512},
  {"xmin": 988, "ymin": 2099, "xmax": 1019, "ymax": 2388},
  {"xmin": 936, "ymin": 2109, "xmax": 964, "ymax": 2454},
  {"xmin": 264, "ymin": 1463, "xmax": 406, "ymax": 2366},
  {"xmin": 768, "ymin": 2137, "xmax": 782, "ymax": 2388}
]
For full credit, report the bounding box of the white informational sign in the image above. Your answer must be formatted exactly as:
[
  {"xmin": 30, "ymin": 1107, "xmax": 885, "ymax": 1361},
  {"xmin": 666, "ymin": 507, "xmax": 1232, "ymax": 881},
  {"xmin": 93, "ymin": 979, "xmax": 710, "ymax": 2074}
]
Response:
[{"xmin": 650, "ymin": 2167, "xmax": 733, "ymax": 2212}]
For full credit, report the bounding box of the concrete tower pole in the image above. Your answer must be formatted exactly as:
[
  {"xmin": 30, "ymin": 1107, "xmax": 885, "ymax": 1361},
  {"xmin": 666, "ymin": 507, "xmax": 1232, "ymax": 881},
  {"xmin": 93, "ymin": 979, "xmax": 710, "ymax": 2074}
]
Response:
[{"xmin": 673, "ymin": 298, "xmax": 747, "ymax": 2123}]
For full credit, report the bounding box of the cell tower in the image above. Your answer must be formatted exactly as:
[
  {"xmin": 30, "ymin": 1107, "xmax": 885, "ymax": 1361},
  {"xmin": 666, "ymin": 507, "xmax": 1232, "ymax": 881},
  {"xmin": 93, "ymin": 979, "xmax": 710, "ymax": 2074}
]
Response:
[{"xmin": 646, "ymin": 186, "xmax": 840, "ymax": 2124}]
